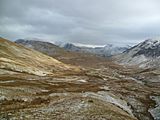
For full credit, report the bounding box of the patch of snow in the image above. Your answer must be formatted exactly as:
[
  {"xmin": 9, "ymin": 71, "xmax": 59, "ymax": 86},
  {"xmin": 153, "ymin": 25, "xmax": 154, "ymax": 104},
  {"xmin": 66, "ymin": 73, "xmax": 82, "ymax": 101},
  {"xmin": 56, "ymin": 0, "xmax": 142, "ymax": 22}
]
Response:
[
  {"xmin": 77, "ymin": 79, "xmax": 87, "ymax": 83},
  {"xmin": 0, "ymin": 80, "xmax": 15, "ymax": 83},
  {"xmin": 41, "ymin": 90, "xmax": 49, "ymax": 92},
  {"xmin": 49, "ymin": 93, "xmax": 69, "ymax": 97},
  {"xmin": 0, "ymin": 96, "xmax": 6, "ymax": 101},
  {"xmin": 22, "ymin": 98, "xmax": 28, "ymax": 102},
  {"xmin": 99, "ymin": 86, "xmax": 110, "ymax": 91}
]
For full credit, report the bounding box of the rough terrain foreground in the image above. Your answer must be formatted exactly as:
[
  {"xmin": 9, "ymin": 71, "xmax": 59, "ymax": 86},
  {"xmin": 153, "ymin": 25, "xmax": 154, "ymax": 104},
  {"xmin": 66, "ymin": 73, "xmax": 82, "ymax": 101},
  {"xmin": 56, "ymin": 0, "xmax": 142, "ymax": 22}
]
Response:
[{"xmin": 0, "ymin": 38, "xmax": 160, "ymax": 120}]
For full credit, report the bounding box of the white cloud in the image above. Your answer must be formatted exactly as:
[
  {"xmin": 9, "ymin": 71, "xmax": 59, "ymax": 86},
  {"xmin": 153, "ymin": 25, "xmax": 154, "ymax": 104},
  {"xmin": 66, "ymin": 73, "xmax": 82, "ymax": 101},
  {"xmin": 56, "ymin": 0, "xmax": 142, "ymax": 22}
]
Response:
[{"xmin": 1, "ymin": 0, "xmax": 160, "ymax": 45}]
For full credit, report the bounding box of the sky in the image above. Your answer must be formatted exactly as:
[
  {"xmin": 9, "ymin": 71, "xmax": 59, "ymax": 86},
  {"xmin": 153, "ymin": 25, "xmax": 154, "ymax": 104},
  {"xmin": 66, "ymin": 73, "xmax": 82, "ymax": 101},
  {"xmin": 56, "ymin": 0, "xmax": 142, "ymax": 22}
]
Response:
[{"xmin": 1, "ymin": 0, "xmax": 160, "ymax": 46}]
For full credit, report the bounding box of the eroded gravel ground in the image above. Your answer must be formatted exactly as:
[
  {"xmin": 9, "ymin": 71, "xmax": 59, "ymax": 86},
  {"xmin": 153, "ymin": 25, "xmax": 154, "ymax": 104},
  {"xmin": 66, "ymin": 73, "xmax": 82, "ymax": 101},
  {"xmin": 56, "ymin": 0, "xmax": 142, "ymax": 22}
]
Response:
[{"xmin": 0, "ymin": 65, "xmax": 160, "ymax": 120}]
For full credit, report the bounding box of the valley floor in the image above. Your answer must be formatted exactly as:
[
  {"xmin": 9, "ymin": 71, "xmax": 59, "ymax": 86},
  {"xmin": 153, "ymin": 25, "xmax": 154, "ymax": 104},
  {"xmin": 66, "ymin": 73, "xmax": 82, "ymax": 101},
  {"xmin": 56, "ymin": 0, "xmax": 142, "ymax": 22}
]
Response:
[{"xmin": 0, "ymin": 61, "xmax": 160, "ymax": 120}]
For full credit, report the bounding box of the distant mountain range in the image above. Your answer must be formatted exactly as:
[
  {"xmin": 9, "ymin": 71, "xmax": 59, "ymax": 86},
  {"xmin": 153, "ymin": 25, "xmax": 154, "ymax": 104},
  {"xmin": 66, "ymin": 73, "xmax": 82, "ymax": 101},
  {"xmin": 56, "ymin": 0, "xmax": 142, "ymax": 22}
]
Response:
[
  {"xmin": 15, "ymin": 39, "xmax": 109, "ymax": 67},
  {"xmin": 15, "ymin": 38, "xmax": 160, "ymax": 69},
  {"xmin": 16, "ymin": 39, "xmax": 130, "ymax": 57},
  {"xmin": 15, "ymin": 39, "xmax": 130, "ymax": 58},
  {"xmin": 115, "ymin": 38, "xmax": 160, "ymax": 69},
  {"xmin": 57, "ymin": 42, "xmax": 130, "ymax": 57}
]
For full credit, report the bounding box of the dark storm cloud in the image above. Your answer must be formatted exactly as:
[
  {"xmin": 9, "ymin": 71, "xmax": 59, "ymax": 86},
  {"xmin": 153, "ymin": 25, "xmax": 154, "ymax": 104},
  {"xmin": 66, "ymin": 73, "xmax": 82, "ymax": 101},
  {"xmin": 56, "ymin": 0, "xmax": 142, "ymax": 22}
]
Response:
[{"xmin": 1, "ymin": 0, "xmax": 160, "ymax": 46}]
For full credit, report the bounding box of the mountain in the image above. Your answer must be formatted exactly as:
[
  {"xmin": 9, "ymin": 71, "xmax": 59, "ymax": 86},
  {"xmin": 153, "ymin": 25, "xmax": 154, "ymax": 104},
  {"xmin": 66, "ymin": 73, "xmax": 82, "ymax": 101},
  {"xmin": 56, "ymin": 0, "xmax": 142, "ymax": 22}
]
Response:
[
  {"xmin": 59, "ymin": 43, "xmax": 129, "ymax": 57},
  {"xmin": 1, "ymin": 38, "xmax": 160, "ymax": 120},
  {"xmin": 115, "ymin": 39, "xmax": 160, "ymax": 68},
  {"xmin": 63, "ymin": 43, "xmax": 82, "ymax": 52},
  {"xmin": 0, "ymin": 38, "xmax": 80, "ymax": 76},
  {"xmin": 91, "ymin": 44, "xmax": 129, "ymax": 57},
  {"xmin": 16, "ymin": 39, "xmax": 129, "ymax": 57},
  {"xmin": 15, "ymin": 39, "xmax": 71, "ymax": 58},
  {"xmin": 16, "ymin": 39, "xmax": 121, "ymax": 68}
]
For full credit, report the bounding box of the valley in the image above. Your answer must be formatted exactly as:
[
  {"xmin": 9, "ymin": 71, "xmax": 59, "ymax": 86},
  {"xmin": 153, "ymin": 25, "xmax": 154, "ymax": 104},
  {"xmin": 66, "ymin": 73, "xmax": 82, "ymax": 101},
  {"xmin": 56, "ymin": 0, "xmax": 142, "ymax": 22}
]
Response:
[{"xmin": 0, "ymin": 38, "xmax": 160, "ymax": 120}]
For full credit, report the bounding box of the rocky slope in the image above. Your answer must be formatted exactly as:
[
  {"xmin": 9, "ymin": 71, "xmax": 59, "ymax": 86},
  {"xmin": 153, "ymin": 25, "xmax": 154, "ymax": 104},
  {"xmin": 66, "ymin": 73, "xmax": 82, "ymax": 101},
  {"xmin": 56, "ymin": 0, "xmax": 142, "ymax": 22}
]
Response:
[
  {"xmin": 15, "ymin": 39, "xmax": 70, "ymax": 58},
  {"xmin": 115, "ymin": 39, "xmax": 160, "ymax": 68},
  {"xmin": 0, "ymin": 38, "xmax": 80, "ymax": 76}
]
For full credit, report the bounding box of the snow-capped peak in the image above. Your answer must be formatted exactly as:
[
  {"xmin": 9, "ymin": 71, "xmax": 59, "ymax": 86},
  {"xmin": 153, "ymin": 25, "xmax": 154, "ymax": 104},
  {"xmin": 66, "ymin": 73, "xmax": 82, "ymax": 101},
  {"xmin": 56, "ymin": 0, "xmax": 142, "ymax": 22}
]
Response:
[
  {"xmin": 137, "ymin": 38, "xmax": 160, "ymax": 49},
  {"xmin": 145, "ymin": 38, "xmax": 160, "ymax": 44}
]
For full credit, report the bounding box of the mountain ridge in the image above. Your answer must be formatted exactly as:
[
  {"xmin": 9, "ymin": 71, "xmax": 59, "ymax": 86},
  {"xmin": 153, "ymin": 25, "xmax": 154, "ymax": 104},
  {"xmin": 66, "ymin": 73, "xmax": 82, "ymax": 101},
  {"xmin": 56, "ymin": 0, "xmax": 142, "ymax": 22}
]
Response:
[
  {"xmin": 115, "ymin": 38, "xmax": 160, "ymax": 68},
  {"xmin": 0, "ymin": 38, "xmax": 80, "ymax": 76}
]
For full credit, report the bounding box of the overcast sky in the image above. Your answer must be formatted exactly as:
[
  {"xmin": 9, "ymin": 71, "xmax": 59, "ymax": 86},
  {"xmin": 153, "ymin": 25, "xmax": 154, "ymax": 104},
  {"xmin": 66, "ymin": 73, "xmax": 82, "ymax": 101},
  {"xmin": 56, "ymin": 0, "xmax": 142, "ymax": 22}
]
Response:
[{"xmin": 1, "ymin": 0, "xmax": 160, "ymax": 46}]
